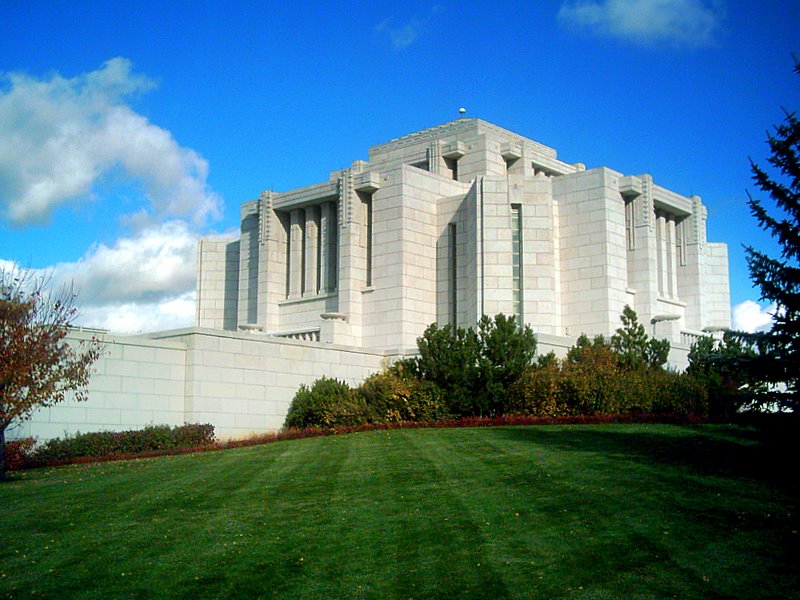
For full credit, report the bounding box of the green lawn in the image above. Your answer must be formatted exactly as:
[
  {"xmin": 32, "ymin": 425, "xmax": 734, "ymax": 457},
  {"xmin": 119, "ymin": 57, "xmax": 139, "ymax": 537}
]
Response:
[{"xmin": 1, "ymin": 424, "xmax": 797, "ymax": 599}]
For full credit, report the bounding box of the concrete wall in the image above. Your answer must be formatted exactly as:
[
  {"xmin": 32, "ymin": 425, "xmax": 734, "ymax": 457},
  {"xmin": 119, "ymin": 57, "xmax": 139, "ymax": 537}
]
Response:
[
  {"xmin": 8, "ymin": 328, "xmax": 386, "ymax": 443},
  {"xmin": 7, "ymin": 325, "xmax": 694, "ymax": 444},
  {"xmin": 9, "ymin": 329, "xmax": 187, "ymax": 441}
]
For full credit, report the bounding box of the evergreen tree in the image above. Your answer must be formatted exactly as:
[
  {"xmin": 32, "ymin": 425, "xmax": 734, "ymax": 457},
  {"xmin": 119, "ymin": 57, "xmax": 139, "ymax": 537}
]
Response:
[
  {"xmin": 743, "ymin": 59, "xmax": 800, "ymax": 411},
  {"xmin": 610, "ymin": 305, "xmax": 670, "ymax": 370},
  {"xmin": 687, "ymin": 332, "xmax": 764, "ymax": 418}
]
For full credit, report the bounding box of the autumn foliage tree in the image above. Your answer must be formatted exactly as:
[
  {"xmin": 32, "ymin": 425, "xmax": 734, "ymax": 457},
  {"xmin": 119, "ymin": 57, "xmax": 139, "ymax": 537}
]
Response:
[{"xmin": 0, "ymin": 267, "xmax": 103, "ymax": 480}]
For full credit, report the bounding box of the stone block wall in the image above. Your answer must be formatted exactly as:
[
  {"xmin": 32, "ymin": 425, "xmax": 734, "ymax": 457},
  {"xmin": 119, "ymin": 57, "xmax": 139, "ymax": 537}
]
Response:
[
  {"xmin": 9, "ymin": 329, "xmax": 187, "ymax": 441},
  {"xmin": 9, "ymin": 328, "xmax": 386, "ymax": 443}
]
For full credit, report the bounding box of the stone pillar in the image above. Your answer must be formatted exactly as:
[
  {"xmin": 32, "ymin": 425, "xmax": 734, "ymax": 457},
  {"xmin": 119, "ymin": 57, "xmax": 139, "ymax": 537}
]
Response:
[
  {"xmin": 657, "ymin": 212, "xmax": 668, "ymax": 297},
  {"xmin": 667, "ymin": 216, "xmax": 677, "ymax": 299},
  {"xmin": 319, "ymin": 203, "xmax": 330, "ymax": 293},
  {"xmin": 304, "ymin": 206, "xmax": 319, "ymax": 296},
  {"xmin": 289, "ymin": 209, "xmax": 303, "ymax": 298}
]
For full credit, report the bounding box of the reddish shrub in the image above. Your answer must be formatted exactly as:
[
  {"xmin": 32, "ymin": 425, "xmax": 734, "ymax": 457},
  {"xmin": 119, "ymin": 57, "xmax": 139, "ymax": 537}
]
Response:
[{"xmin": 5, "ymin": 437, "xmax": 37, "ymax": 471}]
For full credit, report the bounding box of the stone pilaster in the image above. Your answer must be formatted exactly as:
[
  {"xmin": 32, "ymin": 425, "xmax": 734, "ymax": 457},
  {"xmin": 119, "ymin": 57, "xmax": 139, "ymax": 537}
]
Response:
[
  {"xmin": 288, "ymin": 209, "xmax": 303, "ymax": 298},
  {"xmin": 304, "ymin": 206, "xmax": 319, "ymax": 296}
]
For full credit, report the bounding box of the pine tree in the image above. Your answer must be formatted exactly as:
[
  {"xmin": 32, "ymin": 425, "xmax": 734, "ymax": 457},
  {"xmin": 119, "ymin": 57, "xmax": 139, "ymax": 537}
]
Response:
[
  {"xmin": 743, "ymin": 59, "xmax": 800, "ymax": 410},
  {"xmin": 610, "ymin": 305, "xmax": 670, "ymax": 370}
]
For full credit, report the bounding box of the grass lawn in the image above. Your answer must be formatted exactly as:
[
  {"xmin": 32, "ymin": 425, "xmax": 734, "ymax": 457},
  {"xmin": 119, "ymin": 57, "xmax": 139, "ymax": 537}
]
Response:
[{"xmin": 1, "ymin": 423, "xmax": 798, "ymax": 599}]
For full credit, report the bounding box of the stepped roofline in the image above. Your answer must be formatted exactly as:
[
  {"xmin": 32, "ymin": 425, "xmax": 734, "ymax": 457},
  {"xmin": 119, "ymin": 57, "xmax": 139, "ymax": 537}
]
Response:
[{"xmin": 368, "ymin": 118, "xmax": 558, "ymax": 160}]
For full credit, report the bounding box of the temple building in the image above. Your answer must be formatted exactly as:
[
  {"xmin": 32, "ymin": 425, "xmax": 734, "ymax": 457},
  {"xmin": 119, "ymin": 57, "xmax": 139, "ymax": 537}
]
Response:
[
  {"xmin": 13, "ymin": 118, "xmax": 734, "ymax": 442},
  {"xmin": 196, "ymin": 118, "xmax": 730, "ymax": 353}
]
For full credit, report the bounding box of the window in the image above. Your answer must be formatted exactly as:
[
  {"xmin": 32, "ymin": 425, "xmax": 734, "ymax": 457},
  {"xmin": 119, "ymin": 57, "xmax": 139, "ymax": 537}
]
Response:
[
  {"xmin": 625, "ymin": 198, "xmax": 636, "ymax": 251},
  {"xmin": 365, "ymin": 194, "xmax": 373, "ymax": 286},
  {"xmin": 449, "ymin": 222, "xmax": 457, "ymax": 326},
  {"xmin": 511, "ymin": 204, "xmax": 523, "ymax": 324},
  {"xmin": 329, "ymin": 202, "xmax": 338, "ymax": 291}
]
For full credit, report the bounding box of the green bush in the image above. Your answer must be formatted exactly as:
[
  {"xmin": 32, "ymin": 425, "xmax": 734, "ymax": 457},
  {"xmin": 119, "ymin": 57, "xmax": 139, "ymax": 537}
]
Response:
[
  {"xmin": 357, "ymin": 366, "xmax": 448, "ymax": 423},
  {"xmin": 560, "ymin": 342, "xmax": 622, "ymax": 415},
  {"xmin": 32, "ymin": 424, "xmax": 215, "ymax": 462},
  {"xmin": 407, "ymin": 314, "xmax": 537, "ymax": 416},
  {"xmin": 284, "ymin": 377, "xmax": 366, "ymax": 429},
  {"xmin": 508, "ymin": 362, "xmax": 567, "ymax": 417},
  {"xmin": 508, "ymin": 332, "xmax": 709, "ymax": 418}
]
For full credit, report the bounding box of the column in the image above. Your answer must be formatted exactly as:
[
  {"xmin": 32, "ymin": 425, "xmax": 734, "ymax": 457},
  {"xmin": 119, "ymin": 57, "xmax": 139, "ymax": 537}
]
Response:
[
  {"xmin": 289, "ymin": 209, "xmax": 303, "ymax": 298},
  {"xmin": 304, "ymin": 206, "xmax": 319, "ymax": 296},
  {"xmin": 667, "ymin": 215, "xmax": 677, "ymax": 299},
  {"xmin": 656, "ymin": 212, "xmax": 668, "ymax": 297}
]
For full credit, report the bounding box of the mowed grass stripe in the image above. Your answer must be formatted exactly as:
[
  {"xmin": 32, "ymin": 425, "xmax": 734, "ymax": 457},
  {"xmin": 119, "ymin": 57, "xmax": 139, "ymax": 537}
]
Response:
[{"xmin": 1, "ymin": 424, "xmax": 797, "ymax": 599}]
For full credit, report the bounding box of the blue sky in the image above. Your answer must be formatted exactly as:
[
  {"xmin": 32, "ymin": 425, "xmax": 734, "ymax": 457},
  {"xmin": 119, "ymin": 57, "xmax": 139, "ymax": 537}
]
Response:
[{"xmin": 1, "ymin": 0, "xmax": 798, "ymax": 333}]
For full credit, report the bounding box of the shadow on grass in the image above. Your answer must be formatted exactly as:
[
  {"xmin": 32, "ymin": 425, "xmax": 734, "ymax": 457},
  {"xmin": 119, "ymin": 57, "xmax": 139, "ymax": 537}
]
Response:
[{"xmin": 492, "ymin": 423, "xmax": 799, "ymax": 495}]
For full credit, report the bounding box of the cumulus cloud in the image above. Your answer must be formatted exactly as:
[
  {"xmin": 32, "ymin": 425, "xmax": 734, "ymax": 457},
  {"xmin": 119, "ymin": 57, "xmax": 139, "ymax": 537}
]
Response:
[
  {"xmin": 48, "ymin": 220, "xmax": 199, "ymax": 306},
  {"xmin": 731, "ymin": 300, "xmax": 776, "ymax": 333},
  {"xmin": 76, "ymin": 291, "xmax": 196, "ymax": 334},
  {"xmin": 557, "ymin": 0, "xmax": 723, "ymax": 47},
  {"xmin": 2, "ymin": 222, "xmax": 211, "ymax": 333},
  {"xmin": 0, "ymin": 58, "xmax": 221, "ymax": 226}
]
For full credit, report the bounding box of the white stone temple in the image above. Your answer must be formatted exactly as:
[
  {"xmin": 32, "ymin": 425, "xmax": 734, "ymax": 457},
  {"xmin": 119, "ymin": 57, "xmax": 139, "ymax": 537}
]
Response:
[
  {"xmin": 197, "ymin": 118, "xmax": 730, "ymax": 351},
  {"xmin": 13, "ymin": 118, "xmax": 733, "ymax": 442}
]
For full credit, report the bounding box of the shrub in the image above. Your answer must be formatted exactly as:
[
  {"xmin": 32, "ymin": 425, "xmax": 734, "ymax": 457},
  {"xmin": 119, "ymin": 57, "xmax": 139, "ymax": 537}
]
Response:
[
  {"xmin": 647, "ymin": 369, "xmax": 708, "ymax": 415},
  {"xmin": 476, "ymin": 314, "xmax": 538, "ymax": 416},
  {"xmin": 32, "ymin": 424, "xmax": 215, "ymax": 462},
  {"xmin": 408, "ymin": 314, "xmax": 537, "ymax": 417},
  {"xmin": 5, "ymin": 437, "xmax": 37, "ymax": 471},
  {"xmin": 284, "ymin": 377, "xmax": 366, "ymax": 429},
  {"xmin": 508, "ymin": 362, "xmax": 568, "ymax": 417},
  {"xmin": 406, "ymin": 322, "xmax": 481, "ymax": 415},
  {"xmin": 560, "ymin": 342, "xmax": 622, "ymax": 415},
  {"xmin": 508, "ymin": 332, "xmax": 709, "ymax": 418},
  {"xmin": 357, "ymin": 366, "xmax": 448, "ymax": 423}
]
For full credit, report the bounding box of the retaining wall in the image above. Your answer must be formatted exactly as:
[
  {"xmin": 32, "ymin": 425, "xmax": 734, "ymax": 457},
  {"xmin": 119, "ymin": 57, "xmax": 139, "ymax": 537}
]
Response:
[{"xmin": 8, "ymin": 327, "xmax": 691, "ymax": 443}]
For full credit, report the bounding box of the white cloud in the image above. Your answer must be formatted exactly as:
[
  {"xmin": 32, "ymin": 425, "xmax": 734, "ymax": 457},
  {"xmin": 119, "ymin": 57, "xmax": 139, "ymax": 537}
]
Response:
[
  {"xmin": 2, "ymin": 222, "xmax": 200, "ymax": 333},
  {"xmin": 0, "ymin": 58, "xmax": 221, "ymax": 226},
  {"xmin": 75, "ymin": 291, "xmax": 196, "ymax": 334},
  {"xmin": 375, "ymin": 5, "xmax": 444, "ymax": 49},
  {"xmin": 557, "ymin": 0, "xmax": 723, "ymax": 47},
  {"xmin": 3, "ymin": 221, "xmax": 243, "ymax": 333},
  {"xmin": 49, "ymin": 220, "xmax": 199, "ymax": 306},
  {"xmin": 731, "ymin": 300, "xmax": 775, "ymax": 333}
]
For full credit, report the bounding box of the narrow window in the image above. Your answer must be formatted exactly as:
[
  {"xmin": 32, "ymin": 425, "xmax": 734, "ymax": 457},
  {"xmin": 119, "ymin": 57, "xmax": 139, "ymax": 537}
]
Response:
[
  {"xmin": 511, "ymin": 204, "xmax": 523, "ymax": 325},
  {"xmin": 449, "ymin": 222, "xmax": 457, "ymax": 326},
  {"xmin": 300, "ymin": 217, "xmax": 307, "ymax": 295},
  {"xmin": 625, "ymin": 198, "xmax": 636, "ymax": 251},
  {"xmin": 329, "ymin": 202, "xmax": 338, "ymax": 290},
  {"xmin": 284, "ymin": 213, "xmax": 291, "ymax": 298},
  {"xmin": 316, "ymin": 208, "xmax": 322, "ymax": 293},
  {"xmin": 676, "ymin": 217, "xmax": 687, "ymax": 266},
  {"xmin": 365, "ymin": 195, "xmax": 373, "ymax": 286}
]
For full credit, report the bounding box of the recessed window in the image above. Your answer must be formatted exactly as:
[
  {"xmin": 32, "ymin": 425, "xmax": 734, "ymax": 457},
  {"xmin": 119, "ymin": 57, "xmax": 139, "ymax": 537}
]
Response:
[{"xmin": 511, "ymin": 204, "xmax": 523, "ymax": 324}]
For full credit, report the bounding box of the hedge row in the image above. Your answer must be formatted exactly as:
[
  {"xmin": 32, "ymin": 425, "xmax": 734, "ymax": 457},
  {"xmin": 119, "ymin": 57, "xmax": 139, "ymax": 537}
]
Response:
[
  {"xmin": 509, "ymin": 349, "xmax": 707, "ymax": 417},
  {"xmin": 11, "ymin": 424, "xmax": 216, "ymax": 467},
  {"xmin": 284, "ymin": 368, "xmax": 446, "ymax": 429},
  {"xmin": 284, "ymin": 313, "xmax": 709, "ymax": 429}
]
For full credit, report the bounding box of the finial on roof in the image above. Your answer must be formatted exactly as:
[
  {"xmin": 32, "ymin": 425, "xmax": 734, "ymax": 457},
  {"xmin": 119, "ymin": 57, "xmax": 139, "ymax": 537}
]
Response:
[{"xmin": 458, "ymin": 107, "xmax": 466, "ymax": 118}]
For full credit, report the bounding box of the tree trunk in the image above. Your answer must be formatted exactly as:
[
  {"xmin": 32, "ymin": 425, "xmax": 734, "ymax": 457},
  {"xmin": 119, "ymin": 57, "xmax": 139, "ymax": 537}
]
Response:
[{"xmin": 0, "ymin": 425, "xmax": 6, "ymax": 482}]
